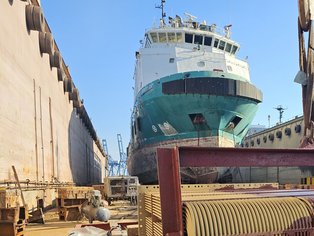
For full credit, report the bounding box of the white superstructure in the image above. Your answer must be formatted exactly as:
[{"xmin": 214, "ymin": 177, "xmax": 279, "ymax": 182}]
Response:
[{"xmin": 134, "ymin": 14, "xmax": 251, "ymax": 97}]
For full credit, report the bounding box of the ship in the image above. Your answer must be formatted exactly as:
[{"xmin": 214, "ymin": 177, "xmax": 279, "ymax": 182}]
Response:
[
  {"xmin": 0, "ymin": 0, "xmax": 106, "ymax": 207},
  {"xmin": 127, "ymin": 3, "xmax": 262, "ymax": 184}
]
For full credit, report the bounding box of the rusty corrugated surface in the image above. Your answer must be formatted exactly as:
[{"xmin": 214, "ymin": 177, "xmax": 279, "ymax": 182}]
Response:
[
  {"xmin": 139, "ymin": 185, "xmax": 314, "ymax": 236},
  {"xmin": 183, "ymin": 197, "xmax": 312, "ymax": 236}
]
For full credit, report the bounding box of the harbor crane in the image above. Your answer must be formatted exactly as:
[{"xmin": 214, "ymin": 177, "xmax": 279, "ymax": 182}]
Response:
[
  {"xmin": 117, "ymin": 134, "xmax": 128, "ymax": 176},
  {"xmin": 102, "ymin": 139, "xmax": 119, "ymax": 176}
]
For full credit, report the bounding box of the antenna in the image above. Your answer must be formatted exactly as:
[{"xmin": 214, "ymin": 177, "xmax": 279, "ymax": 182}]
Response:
[
  {"xmin": 224, "ymin": 24, "xmax": 232, "ymax": 38},
  {"xmin": 184, "ymin": 12, "xmax": 197, "ymax": 22},
  {"xmin": 155, "ymin": 0, "xmax": 166, "ymax": 25},
  {"xmin": 268, "ymin": 115, "xmax": 271, "ymax": 128},
  {"xmin": 274, "ymin": 105, "xmax": 287, "ymax": 124}
]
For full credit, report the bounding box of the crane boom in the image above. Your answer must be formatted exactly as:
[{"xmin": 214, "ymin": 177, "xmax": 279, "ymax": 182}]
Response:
[
  {"xmin": 102, "ymin": 139, "xmax": 119, "ymax": 176},
  {"xmin": 117, "ymin": 134, "xmax": 128, "ymax": 176}
]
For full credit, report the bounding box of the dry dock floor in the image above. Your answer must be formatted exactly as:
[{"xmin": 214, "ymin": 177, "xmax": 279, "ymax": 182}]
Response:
[{"xmin": 25, "ymin": 200, "xmax": 138, "ymax": 236}]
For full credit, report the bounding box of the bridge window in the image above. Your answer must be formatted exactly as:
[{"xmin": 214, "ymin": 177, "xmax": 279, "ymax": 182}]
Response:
[
  {"xmin": 159, "ymin": 33, "xmax": 167, "ymax": 43},
  {"xmin": 150, "ymin": 32, "xmax": 158, "ymax": 43},
  {"xmin": 214, "ymin": 38, "xmax": 219, "ymax": 48},
  {"xmin": 185, "ymin": 33, "xmax": 193, "ymax": 43},
  {"xmin": 225, "ymin": 43, "xmax": 232, "ymax": 53},
  {"xmin": 219, "ymin": 40, "xmax": 226, "ymax": 50},
  {"xmin": 231, "ymin": 45, "xmax": 238, "ymax": 54},
  {"xmin": 177, "ymin": 32, "xmax": 183, "ymax": 42},
  {"xmin": 194, "ymin": 35, "xmax": 203, "ymax": 45},
  {"xmin": 204, "ymin": 36, "xmax": 212, "ymax": 46},
  {"xmin": 168, "ymin": 32, "xmax": 176, "ymax": 42}
]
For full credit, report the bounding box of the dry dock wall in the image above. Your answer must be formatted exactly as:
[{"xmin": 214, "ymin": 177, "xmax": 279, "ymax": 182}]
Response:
[
  {"xmin": 235, "ymin": 117, "xmax": 312, "ymax": 184},
  {"xmin": 243, "ymin": 116, "xmax": 304, "ymax": 149},
  {"xmin": 0, "ymin": 0, "xmax": 106, "ymax": 185}
]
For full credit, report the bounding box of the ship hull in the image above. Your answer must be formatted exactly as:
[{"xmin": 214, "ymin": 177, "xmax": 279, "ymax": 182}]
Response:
[
  {"xmin": 128, "ymin": 138, "xmax": 219, "ymax": 184},
  {"xmin": 128, "ymin": 71, "xmax": 262, "ymax": 184}
]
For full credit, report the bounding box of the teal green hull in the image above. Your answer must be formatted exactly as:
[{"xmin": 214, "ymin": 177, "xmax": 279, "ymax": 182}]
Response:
[{"xmin": 128, "ymin": 71, "xmax": 262, "ymax": 184}]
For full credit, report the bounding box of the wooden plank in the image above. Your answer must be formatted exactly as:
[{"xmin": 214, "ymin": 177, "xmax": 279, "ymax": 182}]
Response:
[
  {"xmin": 11, "ymin": 166, "xmax": 25, "ymax": 207},
  {"xmin": 0, "ymin": 207, "xmax": 19, "ymax": 222},
  {"xmin": 28, "ymin": 208, "xmax": 45, "ymax": 224}
]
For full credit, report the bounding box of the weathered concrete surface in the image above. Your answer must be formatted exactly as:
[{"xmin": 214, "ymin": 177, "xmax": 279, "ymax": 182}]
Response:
[
  {"xmin": 232, "ymin": 117, "xmax": 314, "ymax": 184},
  {"xmin": 244, "ymin": 116, "xmax": 304, "ymax": 149},
  {"xmin": 0, "ymin": 1, "xmax": 106, "ymax": 186}
]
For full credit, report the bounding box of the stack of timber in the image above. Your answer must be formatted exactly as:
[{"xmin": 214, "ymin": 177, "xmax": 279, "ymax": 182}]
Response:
[
  {"xmin": 0, "ymin": 189, "xmax": 19, "ymax": 209},
  {"xmin": 57, "ymin": 187, "xmax": 93, "ymax": 221}
]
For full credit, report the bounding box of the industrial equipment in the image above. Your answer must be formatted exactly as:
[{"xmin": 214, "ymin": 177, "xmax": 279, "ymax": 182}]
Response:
[
  {"xmin": 81, "ymin": 190, "xmax": 110, "ymax": 223},
  {"xmin": 103, "ymin": 176, "xmax": 138, "ymax": 205}
]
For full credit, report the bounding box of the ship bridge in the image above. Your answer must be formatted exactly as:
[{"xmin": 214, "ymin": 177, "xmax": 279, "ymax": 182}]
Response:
[{"xmin": 143, "ymin": 12, "xmax": 240, "ymax": 56}]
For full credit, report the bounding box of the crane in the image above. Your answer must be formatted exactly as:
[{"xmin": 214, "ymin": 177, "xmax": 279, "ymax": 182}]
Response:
[
  {"xmin": 102, "ymin": 139, "xmax": 119, "ymax": 176},
  {"xmin": 295, "ymin": 0, "xmax": 314, "ymax": 147},
  {"xmin": 117, "ymin": 134, "xmax": 128, "ymax": 176}
]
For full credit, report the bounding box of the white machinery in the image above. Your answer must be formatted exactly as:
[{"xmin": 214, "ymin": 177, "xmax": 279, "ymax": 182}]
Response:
[{"xmin": 81, "ymin": 190, "xmax": 110, "ymax": 223}]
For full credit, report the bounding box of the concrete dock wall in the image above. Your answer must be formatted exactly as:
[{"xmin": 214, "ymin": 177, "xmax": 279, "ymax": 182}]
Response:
[{"xmin": 0, "ymin": 0, "xmax": 106, "ymax": 185}]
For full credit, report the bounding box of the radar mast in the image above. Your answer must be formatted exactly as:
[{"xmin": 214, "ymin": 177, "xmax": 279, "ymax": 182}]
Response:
[{"xmin": 155, "ymin": 0, "xmax": 166, "ymax": 25}]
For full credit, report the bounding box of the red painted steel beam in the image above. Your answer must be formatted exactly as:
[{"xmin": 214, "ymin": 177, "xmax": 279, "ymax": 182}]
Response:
[
  {"xmin": 156, "ymin": 146, "xmax": 314, "ymax": 235},
  {"xmin": 156, "ymin": 148, "xmax": 183, "ymax": 236},
  {"xmin": 179, "ymin": 147, "xmax": 314, "ymax": 167}
]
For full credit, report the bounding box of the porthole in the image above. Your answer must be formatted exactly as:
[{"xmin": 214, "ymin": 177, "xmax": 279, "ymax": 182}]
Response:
[
  {"xmin": 263, "ymin": 136, "xmax": 267, "ymax": 143},
  {"xmin": 268, "ymin": 133, "xmax": 274, "ymax": 141},
  {"xmin": 257, "ymin": 138, "xmax": 261, "ymax": 145},
  {"xmin": 295, "ymin": 124, "xmax": 302, "ymax": 133},
  {"xmin": 276, "ymin": 131, "xmax": 282, "ymax": 139},
  {"xmin": 285, "ymin": 127, "xmax": 291, "ymax": 136}
]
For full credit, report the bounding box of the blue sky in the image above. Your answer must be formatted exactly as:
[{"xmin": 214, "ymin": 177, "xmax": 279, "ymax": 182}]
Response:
[{"xmin": 41, "ymin": 1, "xmax": 301, "ymax": 161}]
